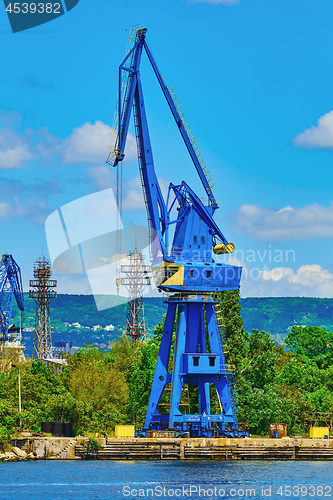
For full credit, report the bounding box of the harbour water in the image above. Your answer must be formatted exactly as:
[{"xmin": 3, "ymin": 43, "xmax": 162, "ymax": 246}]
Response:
[{"xmin": 0, "ymin": 460, "xmax": 332, "ymax": 500}]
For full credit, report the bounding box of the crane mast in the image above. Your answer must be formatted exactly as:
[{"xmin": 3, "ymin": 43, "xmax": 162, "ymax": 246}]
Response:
[
  {"xmin": 109, "ymin": 27, "xmax": 247, "ymax": 437},
  {"xmin": 0, "ymin": 254, "xmax": 24, "ymax": 347}
]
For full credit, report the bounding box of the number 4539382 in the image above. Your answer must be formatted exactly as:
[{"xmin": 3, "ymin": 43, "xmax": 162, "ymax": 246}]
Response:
[
  {"xmin": 6, "ymin": 3, "xmax": 61, "ymax": 14},
  {"xmin": 277, "ymin": 486, "xmax": 331, "ymax": 497}
]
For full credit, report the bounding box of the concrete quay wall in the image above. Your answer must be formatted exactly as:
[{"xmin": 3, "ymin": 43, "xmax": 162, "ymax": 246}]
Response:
[
  {"xmin": 10, "ymin": 436, "xmax": 85, "ymax": 460},
  {"xmin": 9, "ymin": 436, "xmax": 333, "ymax": 461}
]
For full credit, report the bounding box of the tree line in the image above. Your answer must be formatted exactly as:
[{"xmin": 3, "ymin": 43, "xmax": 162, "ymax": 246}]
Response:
[{"xmin": 1, "ymin": 290, "xmax": 333, "ymax": 442}]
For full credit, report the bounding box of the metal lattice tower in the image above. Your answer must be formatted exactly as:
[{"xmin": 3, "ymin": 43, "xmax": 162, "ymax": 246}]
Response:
[
  {"xmin": 29, "ymin": 256, "xmax": 57, "ymax": 359},
  {"xmin": 121, "ymin": 248, "xmax": 151, "ymax": 341}
]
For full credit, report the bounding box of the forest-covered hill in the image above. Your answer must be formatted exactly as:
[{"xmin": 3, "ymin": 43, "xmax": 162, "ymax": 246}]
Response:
[
  {"xmin": 240, "ymin": 297, "xmax": 333, "ymax": 344},
  {"xmin": 12, "ymin": 294, "xmax": 167, "ymax": 355},
  {"xmin": 11, "ymin": 294, "xmax": 333, "ymax": 355}
]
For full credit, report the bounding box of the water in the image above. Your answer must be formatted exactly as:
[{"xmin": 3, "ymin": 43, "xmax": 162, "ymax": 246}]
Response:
[{"xmin": 0, "ymin": 460, "xmax": 332, "ymax": 499}]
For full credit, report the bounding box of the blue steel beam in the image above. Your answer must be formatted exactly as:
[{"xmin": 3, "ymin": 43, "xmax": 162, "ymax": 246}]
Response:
[
  {"xmin": 142, "ymin": 40, "xmax": 218, "ymax": 209},
  {"xmin": 114, "ymin": 39, "xmax": 143, "ymax": 165},
  {"xmin": 111, "ymin": 28, "xmax": 166, "ymax": 261},
  {"xmin": 0, "ymin": 254, "xmax": 24, "ymax": 343},
  {"xmin": 133, "ymin": 77, "xmax": 167, "ymax": 260},
  {"xmin": 170, "ymin": 181, "xmax": 229, "ymax": 245}
]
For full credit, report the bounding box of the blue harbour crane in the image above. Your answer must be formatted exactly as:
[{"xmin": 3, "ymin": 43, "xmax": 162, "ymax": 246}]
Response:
[
  {"xmin": 0, "ymin": 254, "xmax": 25, "ymax": 345},
  {"xmin": 109, "ymin": 26, "xmax": 247, "ymax": 437}
]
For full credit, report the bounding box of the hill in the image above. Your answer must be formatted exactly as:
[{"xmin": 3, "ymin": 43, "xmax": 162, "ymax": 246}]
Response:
[
  {"xmin": 240, "ymin": 297, "xmax": 333, "ymax": 344},
  {"xmin": 10, "ymin": 294, "xmax": 333, "ymax": 356},
  {"xmin": 12, "ymin": 294, "xmax": 167, "ymax": 356}
]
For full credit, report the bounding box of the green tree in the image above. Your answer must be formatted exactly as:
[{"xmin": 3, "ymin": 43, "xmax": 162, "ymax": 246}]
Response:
[
  {"xmin": 285, "ymin": 326, "xmax": 333, "ymax": 369},
  {"xmin": 216, "ymin": 288, "xmax": 248, "ymax": 376},
  {"xmin": 240, "ymin": 329, "xmax": 277, "ymax": 389},
  {"xmin": 127, "ymin": 338, "xmax": 160, "ymax": 427}
]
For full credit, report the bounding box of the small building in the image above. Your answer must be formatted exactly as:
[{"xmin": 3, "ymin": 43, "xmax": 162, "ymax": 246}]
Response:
[
  {"xmin": 52, "ymin": 341, "xmax": 72, "ymax": 356},
  {"xmin": 71, "ymin": 322, "xmax": 81, "ymax": 328},
  {"xmin": 93, "ymin": 325, "xmax": 102, "ymax": 331}
]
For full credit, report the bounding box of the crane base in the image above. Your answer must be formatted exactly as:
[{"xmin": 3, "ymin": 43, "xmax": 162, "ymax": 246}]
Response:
[
  {"xmin": 143, "ymin": 294, "xmax": 240, "ymax": 435},
  {"xmin": 135, "ymin": 427, "xmax": 249, "ymax": 438}
]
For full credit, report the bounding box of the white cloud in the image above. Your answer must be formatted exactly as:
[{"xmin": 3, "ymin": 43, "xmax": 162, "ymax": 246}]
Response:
[
  {"xmin": 0, "ymin": 110, "xmax": 137, "ymax": 169},
  {"xmin": 33, "ymin": 126, "xmax": 62, "ymax": 161},
  {"xmin": 0, "ymin": 202, "xmax": 11, "ymax": 219},
  {"xmin": 123, "ymin": 176, "xmax": 145, "ymax": 211},
  {"xmin": 87, "ymin": 169, "xmax": 145, "ymax": 211},
  {"xmin": 0, "ymin": 127, "xmax": 33, "ymax": 169},
  {"xmin": 0, "ymin": 178, "xmax": 61, "ymax": 224},
  {"xmin": 122, "ymin": 176, "xmax": 171, "ymax": 211},
  {"xmin": 61, "ymin": 121, "xmax": 137, "ymax": 165},
  {"xmin": 62, "ymin": 121, "xmax": 112, "ymax": 164},
  {"xmin": 223, "ymin": 256, "xmax": 333, "ymax": 298},
  {"xmin": 51, "ymin": 261, "xmax": 333, "ymax": 299},
  {"xmin": 0, "ymin": 196, "xmax": 50, "ymax": 225},
  {"xmin": 187, "ymin": 0, "xmax": 241, "ymax": 5},
  {"xmin": 88, "ymin": 166, "xmax": 116, "ymax": 191},
  {"xmin": 293, "ymin": 110, "xmax": 333, "ymax": 150},
  {"xmin": 260, "ymin": 264, "xmax": 333, "ymax": 298},
  {"xmin": 87, "ymin": 170, "xmax": 171, "ymax": 212},
  {"xmin": 228, "ymin": 202, "xmax": 333, "ymax": 241}
]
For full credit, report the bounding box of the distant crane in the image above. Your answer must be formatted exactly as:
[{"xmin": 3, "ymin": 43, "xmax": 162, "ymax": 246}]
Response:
[
  {"xmin": 108, "ymin": 26, "xmax": 246, "ymax": 437},
  {"xmin": 0, "ymin": 254, "xmax": 25, "ymax": 347}
]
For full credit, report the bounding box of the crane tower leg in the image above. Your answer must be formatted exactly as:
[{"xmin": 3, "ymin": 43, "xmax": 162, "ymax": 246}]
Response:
[
  {"xmin": 144, "ymin": 294, "xmax": 243, "ymax": 437},
  {"xmin": 144, "ymin": 303, "xmax": 176, "ymax": 429}
]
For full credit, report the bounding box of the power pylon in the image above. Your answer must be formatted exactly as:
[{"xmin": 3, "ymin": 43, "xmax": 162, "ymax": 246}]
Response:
[
  {"xmin": 29, "ymin": 256, "xmax": 57, "ymax": 359},
  {"xmin": 121, "ymin": 248, "xmax": 151, "ymax": 341}
]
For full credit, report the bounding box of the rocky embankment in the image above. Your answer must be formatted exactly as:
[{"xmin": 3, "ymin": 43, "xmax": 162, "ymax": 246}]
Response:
[{"xmin": 0, "ymin": 446, "xmax": 38, "ymax": 461}]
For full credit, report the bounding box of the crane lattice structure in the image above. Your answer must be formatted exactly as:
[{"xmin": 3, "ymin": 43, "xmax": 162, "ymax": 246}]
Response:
[
  {"xmin": 0, "ymin": 254, "xmax": 25, "ymax": 347},
  {"xmin": 109, "ymin": 27, "xmax": 246, "ymax": 437},
  {"xmin": 121, "ymin": 248, "xmax": 151, "ymax": 341},
  {"xmin": 29, "ymin": 256, "xmax": 57, "ymax": 360}
]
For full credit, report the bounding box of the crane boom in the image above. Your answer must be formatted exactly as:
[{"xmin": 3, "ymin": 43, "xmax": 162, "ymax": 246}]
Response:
[
  {"xmin": 110, "ymin": 28, "xmax": 217, "ymax": 209},
  {"xmin": 109, "ymin": 27, "xmax": 236, "ymax": 277},
  {"xmin": 143, "ymin": 41, "xmax": 218, "ymax": 209},
  {"xmin": 0, "ymin": 254, "xmax": 24, "ymax": 343}
]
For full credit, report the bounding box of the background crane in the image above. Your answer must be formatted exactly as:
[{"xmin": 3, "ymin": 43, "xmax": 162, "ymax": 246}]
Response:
[
  {"xmin": 109, "ymin": 26, "xmax": 247, "ymax": 437},
  {"xmin": 0, "ymin": 254, "xmax": 25, "ymax": 347}
]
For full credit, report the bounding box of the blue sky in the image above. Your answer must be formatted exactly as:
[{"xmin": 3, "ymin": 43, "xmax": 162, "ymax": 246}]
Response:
[{"xmin": 1, "ymin": 0, "xmax": 333, "ymax": 298}]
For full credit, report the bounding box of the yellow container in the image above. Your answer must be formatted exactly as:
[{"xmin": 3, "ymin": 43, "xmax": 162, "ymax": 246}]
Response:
[
  {"xmin": 115, "ymin": 425, "xmax": 135, "ymax": 438},
  {"xmin": 309, "ymin": 427, "xmax": 329, "ymax": 439}
]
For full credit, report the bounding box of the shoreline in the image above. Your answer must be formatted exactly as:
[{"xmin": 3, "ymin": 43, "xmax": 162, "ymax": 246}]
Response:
[{"xmin": 4, "ymin": 436, "xmax": 333, "ymax": 461}]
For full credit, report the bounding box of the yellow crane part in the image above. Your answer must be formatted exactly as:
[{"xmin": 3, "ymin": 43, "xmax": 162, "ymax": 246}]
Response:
[{"xmin": 213, "ymin": 242, "xmax": 235, "ymax": 255}]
